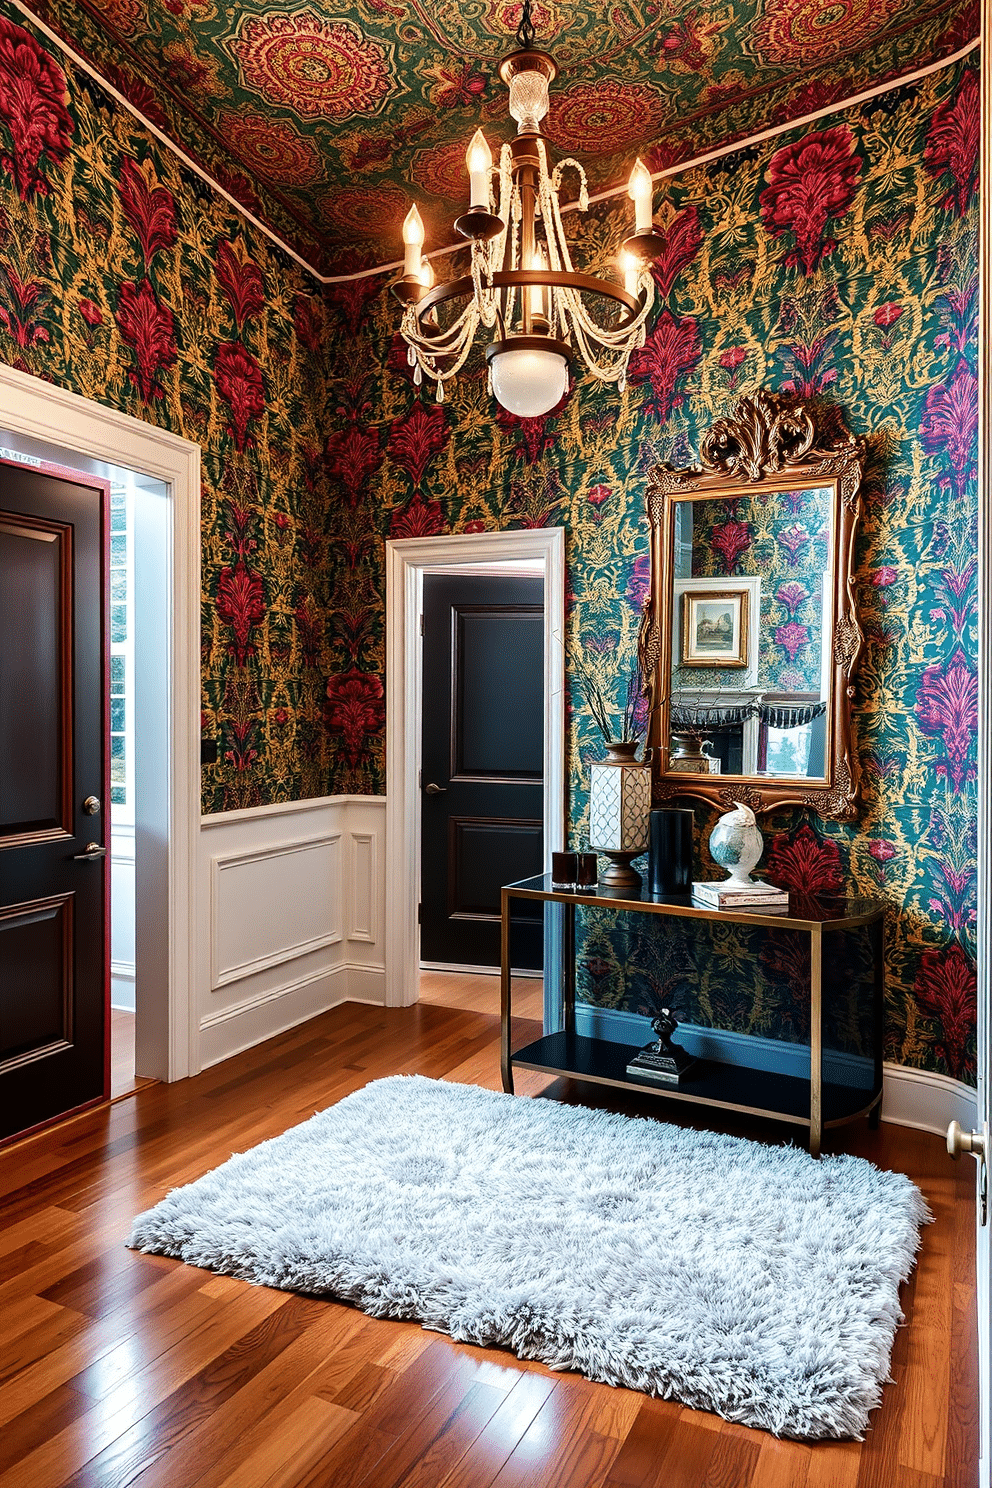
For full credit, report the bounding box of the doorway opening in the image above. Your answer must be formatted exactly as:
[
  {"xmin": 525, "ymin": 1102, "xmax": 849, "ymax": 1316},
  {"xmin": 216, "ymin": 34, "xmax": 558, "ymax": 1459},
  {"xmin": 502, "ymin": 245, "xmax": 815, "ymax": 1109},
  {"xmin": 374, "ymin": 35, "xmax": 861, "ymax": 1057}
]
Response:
[
  {"xmin": 0, "ymin": 362, "xmax": 199, "ymax": 1110},
  {"xmin": 385, "ymin": 529, "xmax": 565, "ymax": 1017}
]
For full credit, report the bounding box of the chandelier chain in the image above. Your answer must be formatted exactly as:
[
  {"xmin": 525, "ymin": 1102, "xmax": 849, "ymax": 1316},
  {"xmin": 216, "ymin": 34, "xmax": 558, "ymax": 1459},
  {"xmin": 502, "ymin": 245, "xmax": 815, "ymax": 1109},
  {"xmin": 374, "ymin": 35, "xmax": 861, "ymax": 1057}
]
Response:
[{"xmin": 515, "ymin": 0, "xmax": 536, "ymax": 50}]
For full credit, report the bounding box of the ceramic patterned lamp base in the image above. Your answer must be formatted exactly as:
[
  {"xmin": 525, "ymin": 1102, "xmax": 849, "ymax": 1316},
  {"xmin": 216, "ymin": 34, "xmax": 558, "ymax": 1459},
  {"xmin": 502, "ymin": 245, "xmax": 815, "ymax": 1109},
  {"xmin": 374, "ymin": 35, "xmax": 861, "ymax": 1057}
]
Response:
[{"xmin": 588, "ymin": 741, "xmax": 652, "ymax": 888}]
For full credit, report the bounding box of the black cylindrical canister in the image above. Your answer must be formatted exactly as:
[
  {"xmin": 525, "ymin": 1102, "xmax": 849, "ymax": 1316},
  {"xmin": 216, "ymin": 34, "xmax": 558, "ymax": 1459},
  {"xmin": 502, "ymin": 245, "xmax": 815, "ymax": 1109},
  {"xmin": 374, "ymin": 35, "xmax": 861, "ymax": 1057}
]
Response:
[{"xmin": 648, "ymin": 808, "xmax": 694, "ymax": 896}]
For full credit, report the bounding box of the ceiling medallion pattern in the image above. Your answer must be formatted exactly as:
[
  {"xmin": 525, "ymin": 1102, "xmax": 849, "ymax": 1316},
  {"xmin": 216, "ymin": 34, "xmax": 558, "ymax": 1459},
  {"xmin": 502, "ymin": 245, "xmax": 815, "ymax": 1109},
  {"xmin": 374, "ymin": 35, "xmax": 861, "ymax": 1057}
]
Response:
[
  {"xmin": 546, "ymin": 81, "xmax": 668, "ymax": 157},
  {"xmin": 21, "ymin": 0, "xmax": 977, "ymax": 272},
  {"xmin": 752, "ymin": 0, "xmax": 907, "ymax": 65},
  {"xmin": 229, "ymin": 12, "xmax": 395, "ymax": 122},
  {"xmin": 221, "ymin": 111, "xmax": 323, "ymax": 187}
]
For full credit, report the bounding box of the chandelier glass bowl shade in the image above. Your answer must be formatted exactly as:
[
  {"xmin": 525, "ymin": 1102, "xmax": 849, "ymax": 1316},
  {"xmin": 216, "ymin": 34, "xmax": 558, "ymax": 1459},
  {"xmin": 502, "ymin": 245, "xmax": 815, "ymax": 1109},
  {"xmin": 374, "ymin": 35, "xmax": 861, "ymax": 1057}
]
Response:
[{"xmin": 394, "ymin": 2, "xmax": 665, "ymax": 418}]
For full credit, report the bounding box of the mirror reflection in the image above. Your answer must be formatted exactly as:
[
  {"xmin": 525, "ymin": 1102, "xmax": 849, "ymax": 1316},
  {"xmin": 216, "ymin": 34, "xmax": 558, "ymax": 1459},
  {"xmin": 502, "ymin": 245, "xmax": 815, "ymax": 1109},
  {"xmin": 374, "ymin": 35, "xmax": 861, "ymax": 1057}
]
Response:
[{"xmin": 667, "ymin": 482, "xmax": 834, "ymax": 782}]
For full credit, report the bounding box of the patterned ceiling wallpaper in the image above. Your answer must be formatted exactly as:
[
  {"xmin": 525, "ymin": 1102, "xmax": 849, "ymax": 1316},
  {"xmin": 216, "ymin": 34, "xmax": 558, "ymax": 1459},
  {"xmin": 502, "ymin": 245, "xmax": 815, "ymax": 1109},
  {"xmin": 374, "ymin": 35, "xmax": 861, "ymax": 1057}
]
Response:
[
  {"xmin": 320, "ymin": 56, "xmax": 979, "ymax": 1083},
  {"xmin": 17, "ymin": 0, "xmax": 978, "ymax": 272}
]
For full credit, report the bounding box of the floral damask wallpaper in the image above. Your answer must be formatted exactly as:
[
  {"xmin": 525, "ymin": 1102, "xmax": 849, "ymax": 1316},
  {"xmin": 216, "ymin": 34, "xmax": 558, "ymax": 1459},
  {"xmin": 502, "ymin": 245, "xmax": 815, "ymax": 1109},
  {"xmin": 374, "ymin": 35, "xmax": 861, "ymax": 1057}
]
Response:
[
  {"xmin": 681, "ymin": 484, "xmax": 831, "ymax": 694},
  {"xmin": 0, "ymin": 8, "xmax": 978, "ymax": 1081},
  {"xmin": 322, "ymin": 56, "xmax": 979, "ymax": 1082},
  {"xmin": 0, "ymin": 8, "xmax": 335, "ymax": 811}
]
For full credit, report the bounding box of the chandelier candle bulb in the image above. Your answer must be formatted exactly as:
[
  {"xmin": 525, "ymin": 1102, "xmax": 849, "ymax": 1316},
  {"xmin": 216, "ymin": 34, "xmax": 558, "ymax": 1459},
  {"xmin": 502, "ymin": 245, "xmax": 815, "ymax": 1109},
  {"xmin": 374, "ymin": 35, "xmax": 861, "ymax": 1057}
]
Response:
[
  {"xmin": 628, "ymin": 158, "xmax": 654, "ymax": 234},
  {"xmin": 467, "ymin": 129, "xmax": 493, "ymax": 210},
  {"xmin": 402, "ymin": 203, "xmax": 424, "ymax": 279},
  {"xmin": 621, "ymin": 251, "xmax": 639, "ymax": 297}
]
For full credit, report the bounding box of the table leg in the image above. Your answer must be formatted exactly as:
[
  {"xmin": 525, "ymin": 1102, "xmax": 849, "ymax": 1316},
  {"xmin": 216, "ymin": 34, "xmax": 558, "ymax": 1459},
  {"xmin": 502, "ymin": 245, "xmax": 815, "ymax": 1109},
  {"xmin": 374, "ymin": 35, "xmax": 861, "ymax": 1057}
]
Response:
[
  {"xmin": 810, "ymin": 930, "xmax": 822, "ymax": 1158},
  {"xmin": 870, "ymin": 914, "xmax": 885, "ymax": 1125},
  {"xmin": 563, "ymin": 901, "xmax": 576, "ymax": 1040},
  {"xmin": 500, "ymin": 889, "xmax": 513, "ymax": 1094}
]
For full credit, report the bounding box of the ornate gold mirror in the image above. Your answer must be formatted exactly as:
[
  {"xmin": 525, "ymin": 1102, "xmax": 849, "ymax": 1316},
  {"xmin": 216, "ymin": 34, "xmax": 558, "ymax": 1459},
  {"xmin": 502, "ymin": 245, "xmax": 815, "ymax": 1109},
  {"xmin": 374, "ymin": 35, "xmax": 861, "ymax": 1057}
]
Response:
[{"xmin": 638, "ymin": 392, "xmax": 865, "ymax": 820}]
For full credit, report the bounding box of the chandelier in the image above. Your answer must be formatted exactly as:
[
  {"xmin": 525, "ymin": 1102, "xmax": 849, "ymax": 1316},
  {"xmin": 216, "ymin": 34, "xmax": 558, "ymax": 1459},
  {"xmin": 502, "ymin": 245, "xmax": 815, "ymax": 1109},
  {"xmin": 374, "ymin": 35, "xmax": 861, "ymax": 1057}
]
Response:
[{"xmin": 394, "ymin": 0, "xmax": 665, "ymax": 418}]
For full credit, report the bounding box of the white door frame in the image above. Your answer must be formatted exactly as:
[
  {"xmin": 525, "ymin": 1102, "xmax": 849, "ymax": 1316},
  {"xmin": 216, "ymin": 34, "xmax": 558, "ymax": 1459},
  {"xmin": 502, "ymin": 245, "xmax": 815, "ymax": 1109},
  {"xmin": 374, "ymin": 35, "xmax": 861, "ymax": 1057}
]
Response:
[
  {"xmin": 384, "ymin": 528, "xmax": 566, "ymax": 1008},
  {"xmin": 0, "ymin": 362, "xmax": 201, "ymax": 1082}
]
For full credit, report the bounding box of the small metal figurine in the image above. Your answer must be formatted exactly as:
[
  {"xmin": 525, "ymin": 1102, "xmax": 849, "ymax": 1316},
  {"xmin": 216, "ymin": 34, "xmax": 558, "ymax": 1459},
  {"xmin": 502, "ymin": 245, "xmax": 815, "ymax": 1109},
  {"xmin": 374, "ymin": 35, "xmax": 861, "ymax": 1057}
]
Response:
[{"xmin": 626, "ymin": 1006, "xmax": 697, "ymax": 1086}]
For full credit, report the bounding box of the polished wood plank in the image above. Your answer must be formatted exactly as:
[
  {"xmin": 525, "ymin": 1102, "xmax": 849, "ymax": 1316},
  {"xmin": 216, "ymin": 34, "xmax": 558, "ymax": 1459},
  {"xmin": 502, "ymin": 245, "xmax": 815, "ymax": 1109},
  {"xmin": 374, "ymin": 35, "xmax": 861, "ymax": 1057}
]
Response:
[
  {"xmin": 420, "ymin": 969, "xmax": 545, "ymax": 1023},
  {"xmin": 0, "ymin": 999, "xmax": 977, "ymax": 1488}
]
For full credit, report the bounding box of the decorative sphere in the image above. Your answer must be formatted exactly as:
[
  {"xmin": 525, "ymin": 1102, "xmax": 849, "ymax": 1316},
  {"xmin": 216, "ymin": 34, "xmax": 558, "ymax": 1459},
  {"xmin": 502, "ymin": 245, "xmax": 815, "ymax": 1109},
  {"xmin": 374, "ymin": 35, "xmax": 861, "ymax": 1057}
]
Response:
[
  {"xmin": 489, "ymin": 346, "xmax": 568, "ymax": 418},
  {"xmin": 708, "ymin": 804, "xmax": 764, "ymax": 887}
]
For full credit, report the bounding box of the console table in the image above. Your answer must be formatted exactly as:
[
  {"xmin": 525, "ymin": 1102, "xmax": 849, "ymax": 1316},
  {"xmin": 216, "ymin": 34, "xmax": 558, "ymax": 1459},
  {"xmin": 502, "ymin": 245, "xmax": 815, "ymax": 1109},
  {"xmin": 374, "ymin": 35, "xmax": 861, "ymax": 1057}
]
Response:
[{"xmin": 500, "ymin": 876, "xmax": 886, "ymax": 1156}]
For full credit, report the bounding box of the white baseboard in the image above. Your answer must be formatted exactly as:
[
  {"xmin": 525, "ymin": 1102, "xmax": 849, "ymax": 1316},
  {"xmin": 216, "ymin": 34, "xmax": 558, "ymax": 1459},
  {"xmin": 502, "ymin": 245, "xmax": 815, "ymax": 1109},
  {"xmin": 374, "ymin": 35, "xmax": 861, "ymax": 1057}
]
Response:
[
  {"xmin": 881, "ymin": 1062, "xmax": 977, "ymax": 1136},
  {"xmin": 347, "ymin": 964, "xmax": 386, "ymax": 1002},
  {"xmin": 199, "ymin": 963, "xmax": 350, "ymax": 1069}
]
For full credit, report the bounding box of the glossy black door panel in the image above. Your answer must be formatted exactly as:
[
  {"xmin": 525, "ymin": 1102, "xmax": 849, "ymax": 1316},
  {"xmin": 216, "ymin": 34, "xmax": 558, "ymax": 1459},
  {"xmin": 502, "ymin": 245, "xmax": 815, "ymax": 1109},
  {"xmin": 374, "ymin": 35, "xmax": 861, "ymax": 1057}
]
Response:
[
  {"xmin": 421, "ymin": 575, "xmax": 544, "ymax": 969},
  {"xmin": 0, "ymin": 463, "xmax": 108, "ymax": 1141}
]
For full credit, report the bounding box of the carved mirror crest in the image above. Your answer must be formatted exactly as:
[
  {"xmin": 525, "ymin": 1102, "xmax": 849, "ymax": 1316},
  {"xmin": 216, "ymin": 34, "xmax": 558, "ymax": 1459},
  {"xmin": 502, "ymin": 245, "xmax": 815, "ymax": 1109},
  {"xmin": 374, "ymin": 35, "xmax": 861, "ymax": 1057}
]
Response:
[{"xmin": 638, "ymin": 391, "xmax": 866, "ymax": 821}]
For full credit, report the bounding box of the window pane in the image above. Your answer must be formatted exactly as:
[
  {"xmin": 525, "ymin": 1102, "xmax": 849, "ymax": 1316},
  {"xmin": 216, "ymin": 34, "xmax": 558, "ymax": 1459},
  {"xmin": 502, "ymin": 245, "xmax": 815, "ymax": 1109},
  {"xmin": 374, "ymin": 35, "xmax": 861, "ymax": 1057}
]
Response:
[
  {"xmin": 110, "ymin": 534, "xmax": 126, "ymax": 564},
  {"xmin": 111, "ymin": 655, "xmax": 125, "ymax": 690},
  {"xmin": 111, "ymin": 698, "xmax": 125, "ymax": 732},
  {"xmin": 111, "ymin": 571, "xmax": 126, "ymax": 603},
  {"xmin": 111, "ymin": 784, "xmax": 125, "ymax": 805},
  {"xmin": 111, "ymin": 604, "xmax": 126, "ymax": 644}
]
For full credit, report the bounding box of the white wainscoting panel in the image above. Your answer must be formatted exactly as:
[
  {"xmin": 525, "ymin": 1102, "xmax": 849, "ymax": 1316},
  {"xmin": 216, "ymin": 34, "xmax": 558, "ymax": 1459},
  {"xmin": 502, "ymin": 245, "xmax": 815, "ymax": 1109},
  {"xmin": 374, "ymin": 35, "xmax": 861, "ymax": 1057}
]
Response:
[
  {"xmin": 198, "ymin": 795, "xmax": 386, "ymax": 1068},
  {"xmin": 211, "ymin": 833, "xmax": 342, "ymax": 988}
]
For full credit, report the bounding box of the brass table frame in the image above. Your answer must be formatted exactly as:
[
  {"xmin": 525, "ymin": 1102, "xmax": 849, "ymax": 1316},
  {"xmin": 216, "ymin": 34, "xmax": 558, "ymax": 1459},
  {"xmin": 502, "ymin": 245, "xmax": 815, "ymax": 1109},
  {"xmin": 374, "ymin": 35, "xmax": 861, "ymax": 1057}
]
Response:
[{"xmin": 500, "ymin": 877, "xmax": 886, "ymax": 1156}]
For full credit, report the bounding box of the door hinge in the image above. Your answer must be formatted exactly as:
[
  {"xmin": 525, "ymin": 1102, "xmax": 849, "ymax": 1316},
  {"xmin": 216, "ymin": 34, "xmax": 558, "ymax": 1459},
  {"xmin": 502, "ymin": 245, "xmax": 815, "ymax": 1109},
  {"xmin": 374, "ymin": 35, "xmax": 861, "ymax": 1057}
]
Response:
[
  {"xmin": 419, "ymin": 613, "xmax": 425, "ymax": 636},
  {"xmin": 417, "ymin": 902, "xmax": 423, "ymax": 924},
  {"xmin": 418, "ymin": 768, "xmax": 422, "ymax": 788}
]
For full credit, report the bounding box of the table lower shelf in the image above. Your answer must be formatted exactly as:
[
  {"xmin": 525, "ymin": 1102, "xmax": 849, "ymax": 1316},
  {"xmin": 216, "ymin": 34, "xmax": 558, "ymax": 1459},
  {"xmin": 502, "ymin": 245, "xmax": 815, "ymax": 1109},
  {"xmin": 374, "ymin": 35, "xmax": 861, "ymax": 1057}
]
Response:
[{"xmin": 510, "ymin": 1031, "xmax": 879, "ymax": 1129}]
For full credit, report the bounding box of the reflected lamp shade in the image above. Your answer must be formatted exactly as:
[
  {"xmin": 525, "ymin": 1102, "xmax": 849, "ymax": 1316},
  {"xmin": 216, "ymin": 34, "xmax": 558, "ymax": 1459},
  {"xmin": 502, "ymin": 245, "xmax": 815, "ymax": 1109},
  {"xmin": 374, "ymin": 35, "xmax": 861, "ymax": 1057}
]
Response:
[{"xmin": 588, "ymin": 754, "xmax": 651, "ymax": 854}]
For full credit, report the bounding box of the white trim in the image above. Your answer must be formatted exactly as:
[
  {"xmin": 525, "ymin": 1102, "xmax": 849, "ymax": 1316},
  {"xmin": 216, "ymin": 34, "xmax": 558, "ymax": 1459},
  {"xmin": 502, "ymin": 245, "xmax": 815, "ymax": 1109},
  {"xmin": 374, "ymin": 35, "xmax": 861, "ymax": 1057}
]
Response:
[
  {"xmin": 11, "ymin": 0, "xmax": 977, "ymax": 285},
  {"xmin": 385, "ymin": 529, "xmax": 566, "ymax": 1009},
  {"xmin": 348, "ymin": 831, "xmax": 377, "ymax": 943},
  {"xmin": 420, "ymin": 960, "xmax": 542, "ymax": 978},
  {"xmin": 200, "ymin": 793, "xmax": 384, "ymax": 828},
  {"xmin": 880, "ymin": 1064, "xmax": 979, "ymax": 1138},
  {"xmin": 111, "ymin": 960, "xmax": 136, "ymax": 982},
  {"xmin": 0, "ymin": 360, "xmax": 200, "ymax": 1083}
]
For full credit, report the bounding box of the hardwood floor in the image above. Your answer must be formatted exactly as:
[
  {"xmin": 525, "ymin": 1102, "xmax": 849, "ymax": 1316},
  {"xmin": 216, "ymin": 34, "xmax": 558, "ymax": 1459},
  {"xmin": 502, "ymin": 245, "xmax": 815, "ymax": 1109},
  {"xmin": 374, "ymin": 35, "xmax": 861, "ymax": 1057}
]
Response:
[
  {"xmin": 0, "ymin": 1000, "xmax": 977, "ymax": 1488},
  {"xmin": 110, "ymin": 1009, "xmax": 158, "ymax": 1102},
  {"xmin": 418, "ymin": 968, "xmax": 544, "ymax": 1021}
]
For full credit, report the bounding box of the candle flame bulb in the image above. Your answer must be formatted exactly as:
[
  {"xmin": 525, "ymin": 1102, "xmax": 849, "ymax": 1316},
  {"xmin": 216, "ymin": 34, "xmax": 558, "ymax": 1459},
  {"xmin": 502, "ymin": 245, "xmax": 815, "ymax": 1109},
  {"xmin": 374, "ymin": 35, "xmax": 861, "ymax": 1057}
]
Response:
[
  {"xmin": 620, "ymin": 250, "xmax": 639, "ymax": 296},
  {"xmin": 402, "ymin": 203, "xmax": 424, "ymax": 278},
  {"xmin": 628, "ymin": 158, "xmax": 653, "ymax": 234},
  {"xmin": 466, "ymin": 129, "xmax": 493, "ymax": 210}
]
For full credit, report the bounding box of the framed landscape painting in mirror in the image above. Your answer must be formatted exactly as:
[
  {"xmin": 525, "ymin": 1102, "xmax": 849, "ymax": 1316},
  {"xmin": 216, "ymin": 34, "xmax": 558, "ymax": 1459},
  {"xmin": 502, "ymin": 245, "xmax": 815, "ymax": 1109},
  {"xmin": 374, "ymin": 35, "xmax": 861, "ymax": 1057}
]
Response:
[{"xmin": 638, "ymin": 391, "xmax": 866, "ymax": 821}]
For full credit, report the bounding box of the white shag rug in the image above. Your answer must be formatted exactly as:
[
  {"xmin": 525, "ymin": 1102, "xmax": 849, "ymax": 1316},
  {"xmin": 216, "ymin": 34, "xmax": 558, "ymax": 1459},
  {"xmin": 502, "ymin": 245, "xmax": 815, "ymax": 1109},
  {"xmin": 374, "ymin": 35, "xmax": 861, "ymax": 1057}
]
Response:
[{"xmin": 127, "ymin": 1074, "xmax": 929, "ymax": 1439}]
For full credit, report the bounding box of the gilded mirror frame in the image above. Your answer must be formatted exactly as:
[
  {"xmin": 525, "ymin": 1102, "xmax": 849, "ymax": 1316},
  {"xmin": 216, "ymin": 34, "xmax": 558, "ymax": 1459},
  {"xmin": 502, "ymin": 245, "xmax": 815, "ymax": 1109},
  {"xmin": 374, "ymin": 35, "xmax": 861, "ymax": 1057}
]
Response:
[{"xmin": 638, "ymin": 391, "xmax": 866, "ymax": 821}]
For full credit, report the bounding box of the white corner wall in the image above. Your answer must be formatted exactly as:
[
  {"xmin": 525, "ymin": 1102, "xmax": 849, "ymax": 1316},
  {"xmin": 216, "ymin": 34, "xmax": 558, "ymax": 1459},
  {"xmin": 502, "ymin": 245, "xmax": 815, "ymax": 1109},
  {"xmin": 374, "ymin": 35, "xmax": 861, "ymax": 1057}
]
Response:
[{"xmin": 197, "ymin": 795, "xmax": 386, "ymax": 1068}]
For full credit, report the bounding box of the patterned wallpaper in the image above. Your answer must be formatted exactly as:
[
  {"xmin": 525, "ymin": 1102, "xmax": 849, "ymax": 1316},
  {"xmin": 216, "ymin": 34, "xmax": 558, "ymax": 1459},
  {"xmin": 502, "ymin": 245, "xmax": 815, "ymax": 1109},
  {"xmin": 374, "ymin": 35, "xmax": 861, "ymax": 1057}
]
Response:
[
  {"xmin": 0, "ymin": 9, "xmax": 978, "ymax": 1081},
  {"xmin": 321, "ymin": 57, "xmax": 979, "ymax": 1083},
  {"xmin": 682, "ymin": 484, "xmax": 831, "ymax": 694},
  {"xmin": 21, "ymin": 0, "xmax": 978, "ymax": 272},
  {"xmin": 0, "ymin": 7, "xmax": 335, "ymax": 811}
]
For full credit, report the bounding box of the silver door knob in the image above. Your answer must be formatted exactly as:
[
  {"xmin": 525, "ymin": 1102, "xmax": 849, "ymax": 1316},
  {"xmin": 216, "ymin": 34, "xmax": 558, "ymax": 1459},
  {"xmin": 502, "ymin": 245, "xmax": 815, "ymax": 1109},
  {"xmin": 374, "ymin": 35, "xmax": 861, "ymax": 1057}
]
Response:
[
  {"xmin": 424, "ymin": 783, "xmax": 447, "ymax": 795},
  {"xmin": 946, "ymin": 1120, "xmax": 987, "ymax": 1160},
  {"xmin": 82, "ymin": 795, "xmax": 101, "ymax": 815},
  {"xmin": 73, "ymin": 842, "xmax": 107, "ymax": 860}
]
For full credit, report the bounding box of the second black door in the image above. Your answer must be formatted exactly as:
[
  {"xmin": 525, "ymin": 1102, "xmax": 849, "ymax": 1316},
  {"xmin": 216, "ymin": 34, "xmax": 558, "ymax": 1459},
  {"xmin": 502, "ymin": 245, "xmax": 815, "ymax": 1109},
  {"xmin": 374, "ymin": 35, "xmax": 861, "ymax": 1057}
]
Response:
[{"xmin": 420, "ymin": 574, "xmax": 544, "ymax": 970}]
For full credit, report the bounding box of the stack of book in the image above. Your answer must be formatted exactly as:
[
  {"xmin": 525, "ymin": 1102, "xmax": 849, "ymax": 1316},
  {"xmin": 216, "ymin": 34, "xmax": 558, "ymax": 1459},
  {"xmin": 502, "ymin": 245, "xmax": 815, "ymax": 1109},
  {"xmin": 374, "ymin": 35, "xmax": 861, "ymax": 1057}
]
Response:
[{"xmin": 692, "ymin": 880, "xmax": 789, "ymax": 913}]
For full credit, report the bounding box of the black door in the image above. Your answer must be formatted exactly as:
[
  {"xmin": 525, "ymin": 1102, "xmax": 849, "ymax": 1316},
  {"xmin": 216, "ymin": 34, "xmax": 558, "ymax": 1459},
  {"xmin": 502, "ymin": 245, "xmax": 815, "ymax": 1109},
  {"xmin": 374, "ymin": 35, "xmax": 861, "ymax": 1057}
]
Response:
[
  {"xmin": 0, "ymin": 461, "xmax": 109, "ymax": 1142},
  {"xmin": 420, "ymin": 574, "xmax": 544, "ymax": 970}
]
